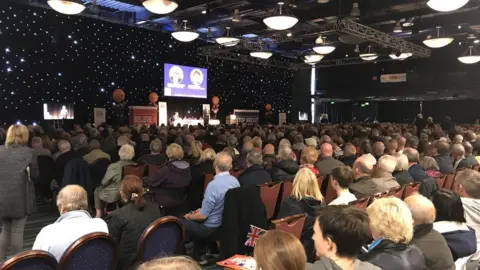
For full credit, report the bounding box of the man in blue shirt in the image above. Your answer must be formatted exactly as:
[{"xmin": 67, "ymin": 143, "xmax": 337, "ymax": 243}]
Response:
[{"xmin": 182, "ymin": 151, "xmax": 240, "ymax": 261}]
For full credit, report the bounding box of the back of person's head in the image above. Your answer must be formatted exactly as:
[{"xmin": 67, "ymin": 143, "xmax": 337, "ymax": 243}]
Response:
[
  {"xmin": 166, "ymin": 143, "xmax": 184, "ymax": 160},
  {"xmin": 117, "ymin": 135, "xmax": 130, "ymax": 146},
  {"xmin": 301, "ymin": 146, "xmax": 319, "ymax": 165},
  {"xmin": 367, "ymin": 197, "xmax": 413, "ymax": 244},
  {"xmin": 454, "ymin": 134, "xmax": 464, "ymax": 144},
  {"xmin": 263, "ymin": 144, "xmax": 275, "ymax": 155},
  {"xmin": 419, "ymin": 156, "xmax": 439, "ymax": 171},
  {"xmin": 31, "ymin": 136, "xmax": 43, "ymax": 149},
  {"xmin": 136, "ymin": 256, "xmax": 201, "ymax": 270},
  {"xmin": 246, "ymin": 150, "xmax": 263, "ymax": 167},
  {"xmin": 406, "ymin": 137, "xmax": 419, "ymax": 149},
  {"xmin": 214, "ymin": 151, "xmax": 233, "ymax": 172},
  {"xmin": 89, "ymin": 139, "xmax": 101, "ymax": 150},
  {"xmin": 320, "ymin": 143, "xmax": 333, "ymax": 157},
  {"xmin": 267, "ymin": 133, "xmax": 277, "ymax": 144},
  {"xmin": 57, "ymin": 185, "xmax": 88, "ymax": 213},
  {"xmin": 404, "ymin": 194, "xmax": 436, "ymax": 225},
  {"xmin": 6, "ymin": 124, "xmax": 29, "ymax": 147},
  {"xmin": 278, "ymin": 147, "xmax": 293, "ymax": 161},
  {"xmin": 190, "ymin": 140, "xmax": 203, "ymax": 159},
  {"xmin": 377, "ymin": 155, "xmax": 397, "ymax": 174},
  {"xmin": 456, "ymin": 169, "xmax": 480, "ymax": 199},
  {"xmin": 352, "ymin": 156, "xmax": 374, "ymax": 177},
  {"xmin": 452, "ymin": 143, "xmax": 466, "ymax": 157},
  {"xmin": 141, "ymin": 133, "xmax": 150, "ymax": 142},
  {"xmin": 254, "ymin": 230, "xmax": 306, "ymax": 270},
  {"xmin": 403, "ymin": 147, "xmax": 420, "ymax": 163},
  {"xmin": 331, "ymin": 166, "xmax": 353, "ymax": 189},
  {"xmin": 436, "ymin": 141, "xmax": 451, "ymax": 155},
  {"xmin": 397, "ymin": 136, "xmax": 406, "ymax": 149},
  {"xmin": 279, "ymin": 138, "xmax": 291, "ymax": 149},
  {"xmin": 294, "ymin": 134, "xmax": 304, "ymax": 144},
  {"xmin": 388, "ymin": 139, "xmax": 398, "ymax": 153},
  {"xmin": 150, "ymin": 139, "xmax": 162, "ymax": 154},
  {"xmin": 252, "ymin": 136, "xmax": 262, "ymax": 148},
  {"xmin": 360, "ymin": 142, "xmax": 372, "ymax": 155},
  {"xmin": 466, "ymin": 132, "xmax": 476, "ymax": 143},
  {"xmin": 243, "ymin": 141, "xmax": 254, "ymax": 153},
  {"xmin": 372, "ymin": 142, "xmax": 385, "ymax": 156},
  {"xmin": 463, "ymin": 141, "xmax": 474, "ymax": 155},
  {"xmin": 314, "ymin": 206, "xmax": 370, "ymax": 259},
  {"xmin": 119, "ymin": 144, "xmax": 135, "ymax": 161},
  {"xmin": 227, "ymin": 136, "xmax": 238, "ymax": 148},
  {"xmin": 343, "ymin": 143, "xmax": 356, "ymax": 156},
  {"xmin": 199, "ymin": 148, "xmax": 216, "ymax": 163},
  {"xmin": 432, "ymin": 189, "xmax": 466, "ymax": 223},
  {"xmin": 120, "ymin": 175, "xmax": 145, "ymax": 210},
  {"xmin": 393, "ymin": 153, "xmax": 409, "ymax": 171},
  {"xmin": 58, "ymin": 140, "xmax": 71, "ymax": 153},
  {"xmin": 291, "ymin": 168, "xmax": 323, "ymax": 201}
]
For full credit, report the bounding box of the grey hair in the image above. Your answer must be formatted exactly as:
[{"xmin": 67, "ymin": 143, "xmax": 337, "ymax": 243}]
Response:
[
  {"xmin": 58, "ymin": 140, "xmax": 71, "ymax": 152},
  {"xmin": 150, "ymin": 139, "xmax": 162, "ymax": 153},
  {"xmin": 119, "ymin": 144, "xmax": 135, "ymax": 161},
  {"xmin": 214, "ymin": 151, "xmax": 233, "ymax": 172},
  {"xmin": 117, "ymin": 135, "xmax": 130, "ymax": 146},
  {"xmin": 247, "ymin": 150, "xmax": 263, "ymax": 166},
  {"xmin": 57, "ymin": 185, "xmax": 88, "ymax": 212},
  {"xmin": 278, "ymin": 147, "xmax": 293, "ymax": 161}
]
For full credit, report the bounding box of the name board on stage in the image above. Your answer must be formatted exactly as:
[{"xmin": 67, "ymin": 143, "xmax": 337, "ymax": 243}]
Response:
[
  {"xmin": 94, "ymin": 108, "xmax": 106, "ymax": 126},
  {"xmin": 158, "ymin": 102, "xmax": 168, "ymax": 126},
  {"xmin": 233, "ymin": 109, "xmax": 259, "ymax": 124},
  {"xmin": 129, "ymin": 106, "xmax": 158, "ymax": 126},
  {"xmin": 380, "ymin": 73, "xmax": 406, "ymax": 83}
]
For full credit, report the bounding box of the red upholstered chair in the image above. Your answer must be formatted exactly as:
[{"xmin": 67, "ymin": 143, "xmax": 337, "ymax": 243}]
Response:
[
  {"xmin": 271, "ymin": 214, "xmax": 307, "ymax": 240},
  {"xmin": 122, "ymin": 164, "xmax": 146, "ymax": 179},
  {"xmin": 203, "ymin": 173, "xmax": 215, "ymax": 193},
  {"xmin": 1, "ymin": 250, "xmax": 58, "ymax": 270},
  {"xmin": 435, "ymin": 175, "xmax": 446, "ymax": 189},
  {"xmin": 443, "ymin": 173, "xmax": 455, "ymax": 190},
  {"xmin": 259, "ymin": 181, "xmax": 282, "ymax": 220},
  {"xmin": 324, "ymin": 175, "xmax": 337, "ymax": 204},
  {"xmin": 147, "ymin": 164, "xmax": 163, "ymax": 177},
  {"xmin": 281, "ymin": 179, "xmax": 294, "ymax": 201},
  {"xmin": 403, "ymin": 182, "xmax": 421, "ymax": 199},
  {"xmin": 348, "ymin": 197, "xmax": 371, "ymax": 210}
]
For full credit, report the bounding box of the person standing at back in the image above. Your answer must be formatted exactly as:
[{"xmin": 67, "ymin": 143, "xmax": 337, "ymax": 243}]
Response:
[{"xmin": 0, "ymin": 124, "xmax": 39, "ymax": 260}]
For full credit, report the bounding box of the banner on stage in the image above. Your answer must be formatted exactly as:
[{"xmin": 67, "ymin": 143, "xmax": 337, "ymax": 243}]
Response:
[
  {"xmin": 94, "ymin": 108, "xmax": 106, "ymax": 126},
  {"xmin": 158, "ymin": 102, "xmax": 168, "ymax": 126},
  {"xmin": 233, "ymin": 109, "xmax": 259, "ymax": 124},
  {"xmin": 380, "ymin": 73, "xmax": 406, "ymax": 83},
  {"xmin": 129, "ymin": 106, "xmax": 158, "ymax": 126},
  {"xmin": 279, "ymin": 113, "xmax": 287, "ymax": 125}
]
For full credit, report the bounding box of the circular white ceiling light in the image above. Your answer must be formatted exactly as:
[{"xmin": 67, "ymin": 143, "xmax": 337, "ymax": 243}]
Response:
[
  {"xmin": 313, "ymin": 45, "xmax": 336, "ymax": 55},
  {"xmin": 423, "ymin": 27, "xmax": 454, "ymax": 48},
  {"xmin": 263, "ymin": 2, "xmax": 299, "ymax": 30},
  {"xmin": 216, "ymin": 27, "xmax": 240, "ymax": 47},
  {"xmin": 359, "ymin": 46, "xmax": 378, "ymax": 61},
  {"xmin": 458, "ymin": 46, "xmax": 480, "ymax": 64},
  {"xmin": 143, "ymin": 0, "xmax": 178, "ymax": 14},
  {"xmin": 389, "ymin": 52, "xmax": 413, "ymax": 60},
  {"xmin": 47, "ymin": 0, "xmax": 85, "ymax": 15},
  {"xmin": 427, "ymin": 0, "xmax": 469, "ymax": 12},
  {"xmin": 304, "ymin": 54, "xmax": 324, "ymax": 64},
  {"xmin": 171, "ymin": 20, "xmax": 199, "ymax": 42},
  {"xmin": 250, "ymin": 52, "xmax": 273, "ymax": 59}
]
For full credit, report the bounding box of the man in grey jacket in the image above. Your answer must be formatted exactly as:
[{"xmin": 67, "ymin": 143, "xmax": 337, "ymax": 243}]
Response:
[{"xmin": 308, "ymin": 206, "xmax": 380, "ymax": 270}]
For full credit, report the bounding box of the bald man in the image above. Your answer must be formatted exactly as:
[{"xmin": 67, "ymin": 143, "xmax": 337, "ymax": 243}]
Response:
[
  {"xmin": 315, "ymin": 143, "xmax": 344, "ymax": 176},
  {"xmin": 263, "ymin": 143, "xmax": 276, "ymax": 169},
  {"xmin": 405, "ymin": 195, "xmax": 455, "ymax": 270},
  {"xmin": 372, "ymin": 141, "xmax": 385, "ymax": 161},
  {"xmin": 32, "ymin": 185, "xmax": 108, "ymax": 261},
  {"xmin": 349, "ymin": 155, "xmax": 381, "ymax": 198}
]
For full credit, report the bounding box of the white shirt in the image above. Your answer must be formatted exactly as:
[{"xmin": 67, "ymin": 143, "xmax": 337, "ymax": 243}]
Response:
[
  {"xmin": 32, "ymin": 210, "xmax": 108, "ymax": 262},
  {"xmin": 329, "ymin": 190, "xmax": 357, "ymax": 206}
]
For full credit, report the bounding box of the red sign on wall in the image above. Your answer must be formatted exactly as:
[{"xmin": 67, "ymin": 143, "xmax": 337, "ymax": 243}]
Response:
[{"xmin": 129, "ymin": 106, "xmax": 158, "ymax": 126}]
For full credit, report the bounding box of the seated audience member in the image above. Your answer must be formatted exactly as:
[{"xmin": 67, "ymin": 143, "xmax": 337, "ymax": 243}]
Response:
[
  {"xmin": 32, "ymin": 185, "xmax": 108, "ymax": 261},
  {"xmin": 309, "ymin": 206, "xmax": 380, "ymax": 270},
  {"xmin": 372, "ymin": 142, "xmax": 385, "ymax": 161},
  {"xmin": 94, "ymin": 144, "xmax": 136, "ymax": 217},
  {"xmin": 306, "ymin": 137, "xmax": 318, "ymax": 149},
  {"xmin": 213, "ymin": 134, "xmax": 227, "ymax": 153},
  {"xmin": 463, "ymin": 141, "xmax": 479, "ymax": 168},
  {"xmin": 392, "ymin": 153, "xmax": 414, "ymax": 185},
  {"xmin": 432, "ymin": 189, "xmax": 477, "ymax": 261},
  {"xmin": 252, "ymin": 136, "xmax": 263, "ymax": 151},
  {"xmin": 420, "ymin": 156, "xmax": 442, "ymax": 178},
  {"xmin": 349, "ymin": 156, "xmax": 380, "ymax": 198},
  {"xmin": 182, "ymin": 152, "xmax": 239, "ymax": 260},
  {"xmin": 110, "ymin": 135, "xmax": 130, "ymax": 162},
  {"xmin": 190, "ymin": 140, "xmax": 203, "ymax": 162},
  {"xmin": 279, "ymin": 138, "xmax": 297, "ymax": 161},
  {"xmin": 360, "ymin": 197, "xmax": 427, "ymax": 270},
  {"xmin": 455, "ymin": 169, "xmax": 480, "ymax": 240},
  {"xmin": 452, "ymin": 143, "xmax": 470, "ymax": 170},
  {"xmin": 339, "ymin": 143, "xmax": 357, "ymax": 168},
  {"xmin": 55, "ymin": 140, "xmax": 80, "ymax": 186},
  {"xmin": 315, "ymin": 143, "xmax": 344, "ymax": 176},
  {"xmin": 235, "ymin": 141, "xmax": 254, "ymax": 169},
  {"xmin": 269, "ymin": 146, "xmax": 299, "ymax": 181},
  {"xmin": 254, "ymin": 230, "xmax": 307, "ymax": 270},
  {"xmin": 387, "ymin": 139, "xmax": 398, "ymax": 155},
  {"xmin": 328, "ymin": 166, "xmax": 357, "ymax": 205},
  {"xmin": 106, "ymin": 175, "xmax": 162, "ymax": 270},
  {"xmin": 263, "ymin": 143, "xmax": 276, "ymax": 168},
  {"xmin": 454, "ymin": 134, "xmax": 464, "ymax": 144},
  {"xmin": 238, "ymin": 150, "xmax": 272, "ymax": 186},
  {"xmin": 418, "ymin": 140, "xmax": 430, "ymax": 158},
  {"xmin": 136, "ymin": 256, "xmax": 201, "ymax": 270},
  {"xmin": 135, "ymin": 133, "xmax": 150, "ymax": 160},
  {"xmin": 404, "ymin": 194, "xmax": 455, "ymax": 270},
  {"xmin": 406, "ymin": 137, "xmax": 419, "ymax": 149},
  {"xmin": 83, "ymin": 139, "xmax": 110, "ymax": 164},
  {"xmin": 32, "ymin": 136, "xmax": 52, "ymax": 157},
  {"xmin": 397, "ymin": 136, "xmax": 406, "ymax": 153},
  {"xmin": 188, "ymin": 148, "xmax": 216, "ymax": 211},
  {"xmin": 404, "ymin": 148, "xmax": 428, "ymax": 181},
  {"xmin": 137, "ymin": 139, "xmax": 166, "ymax": 165},
  {"xmin": 278, "ymin": 168, "xmax": 324, "ymax": 256},
  {"xmin": 360, "ymin": 142, "xmax": 373, "ymax": 155},
  {"xmin": 434, "ymin": 141, "xmax": 455, "ymax": 174},
  {"xmin": 301, "ymin": 146, "xmax": 320, "ymax": 175},
  {"xmin": 372, "ymin": 155, "xmax": 400, "ymax": 193},
  {"xmin": 144, "ymin": 143, "xmax": 191, "ymax": 211},
  {"xmin": 226, "ymin": 136, "xmax": 240, "ymax": 157},
  {"xmin": 72, "ymin": 134, "xmax": 90, "ymax": 156},
  {"xmin": 293, "ymin": 134, "xmax": 306, "ymax": 152}
]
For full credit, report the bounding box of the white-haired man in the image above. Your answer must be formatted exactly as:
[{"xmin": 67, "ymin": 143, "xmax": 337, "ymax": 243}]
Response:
[
  {"xmin": 372, "ymin": 155, "xmax": 400, "ymax": 193},
  {"xmin": 33, "ymin": 185, "xmax": 108, "ymax": 261},
  {"xmin": 452, "ymin": 143, "xmax": 470, "ymax": 170}
]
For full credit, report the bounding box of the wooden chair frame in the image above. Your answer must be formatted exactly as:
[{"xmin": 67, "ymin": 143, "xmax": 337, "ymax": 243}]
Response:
[
  {"xmin": 259, "ymin": 181, "xmax": 282, "ymax": 220},
  {"xmin": 1, "ymin": 250, "xmax": 58, "ymax": 270},
  {"xmin": 122, "ymin": 164, "xmax": 146, "ymax": 179},
  {"xmin": 271, "ymin": 213, "xmax": 307, "ymax": 239}
]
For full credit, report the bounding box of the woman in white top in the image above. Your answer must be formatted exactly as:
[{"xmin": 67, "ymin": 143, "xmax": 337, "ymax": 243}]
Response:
[{"xmin": 329, "ymin": 166, "xmax": 357, "ymax": 205}]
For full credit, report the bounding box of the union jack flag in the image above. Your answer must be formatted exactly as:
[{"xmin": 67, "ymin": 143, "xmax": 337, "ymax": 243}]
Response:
[{"xmin": 244, "ymin": 225, "xmax": 266, "ymax": 247}]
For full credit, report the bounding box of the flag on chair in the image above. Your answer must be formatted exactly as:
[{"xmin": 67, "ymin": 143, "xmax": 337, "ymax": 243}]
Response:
[{"xmin": 244, "ymin": 225, "xmax": 266, "ymax": 247}]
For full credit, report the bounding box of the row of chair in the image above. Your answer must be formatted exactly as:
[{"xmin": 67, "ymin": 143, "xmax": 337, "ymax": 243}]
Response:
[
  {"xmin": 122, "ymin": 164, "xmax": 165, "ymax": 179},
  {"xmin": 1, "ymin": 216, "xmax": 184, "ymax": 270}
]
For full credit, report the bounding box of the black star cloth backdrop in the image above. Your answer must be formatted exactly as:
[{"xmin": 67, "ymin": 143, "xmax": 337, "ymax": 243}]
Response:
[{"xmin": 0, "ymin": 2, "xmax": 294, "ymax": 125}]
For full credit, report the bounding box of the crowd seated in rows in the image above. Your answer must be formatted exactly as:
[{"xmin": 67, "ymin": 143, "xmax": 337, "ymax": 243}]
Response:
[{"xmin": 238, "ymin": 150, "xmax": 272, "ymax": 187}]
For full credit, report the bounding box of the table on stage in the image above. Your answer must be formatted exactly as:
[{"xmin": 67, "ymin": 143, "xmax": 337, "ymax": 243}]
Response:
[{"xmin": 172, "ymin": 118, "xmax": 204, "ymax": 126}]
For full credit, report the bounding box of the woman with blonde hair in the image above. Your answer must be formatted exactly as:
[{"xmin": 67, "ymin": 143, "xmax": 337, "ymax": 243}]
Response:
[
  {"xmin": 190, "ymin": 140, "xmax": 203, "ymax": 161},
  {"xmin": 0, "ymin": 124, "xmax": 39, "ymax": 259},
  {"xmin": 188, "ymin": 148, "xmax": 216, "ymax": 210},
  {"xmin": 361, "ymin": 197, "xmax": 427, "ymax": 269},
  {"xmin": 392, "ymin": 153, "xmax": 414, "ymax": 185},
  {"xmin": 137, "ymin": 256, "xmax": 201, "ymax": 270},
  {"xmin": 254, "ymin": 230, "xmax": 307, "ymax": 270},
  {"xmin": 277, "ymin": 168, "xmax": 324, "ymax": 261},
  {"xmin": 300, "ymin": 146, "xmax": 320, "ymax": 175}
]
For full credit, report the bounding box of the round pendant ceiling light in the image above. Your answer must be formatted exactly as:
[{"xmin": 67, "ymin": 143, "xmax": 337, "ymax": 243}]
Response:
[
  {"xmin": 359, "ymin": 46, "xmax": 378, "ymax": 61},
  {"xmin": 171, "ymin": 20, "xmax": 199, "ymax": 42},
  {"xmin": 216, "ymin": 27, "xmax": 240, "ymax": 47},
  {"xmin": 458, "ymin": 46, "xmax": 480, "ymax": 64},
  {"xmin": 423, "ymin": 27, "xmax": 454, "ymax": 48},
  {"xmin": 312, "ymin": 36, "xmax": 335, "ymax": 54},
  {"xmin": 250, "ymin": 52, "xmax": 273, "ymax": 59},
  {"xmin": 304, "ymin": 54, "xmax": 324, "ymax": 64},
  {"xmin": 389, "ymin": 52, "xmax": 413, "ymax": 60},
  {"xmin": 143, "ymin": 0, "xmax": 178, "ymax": 14},
  {"xmin": 263, "ymin": 2, "xmax": 299, "ymax": 30},
  {"xmin": 427, "ymin": 0, "xmax": 469, "ymax": 12},
  {"xmin": 47, "ymin": 0, "xmax": 85, "ymax": 15}
]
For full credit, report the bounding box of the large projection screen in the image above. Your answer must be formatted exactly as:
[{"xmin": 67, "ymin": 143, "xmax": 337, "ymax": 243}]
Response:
[{"xmin": 164, "ymin": 63, "xmax": 207, "ymax": 99}]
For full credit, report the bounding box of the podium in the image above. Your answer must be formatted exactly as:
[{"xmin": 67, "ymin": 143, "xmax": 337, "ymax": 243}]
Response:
[
  {"xmin": 226, "ymin": 115, "xmax": 236, "ymax": 125},
  {"xmin": 129, "ymin": 106, "xmax": 158, "ymax": 126}
]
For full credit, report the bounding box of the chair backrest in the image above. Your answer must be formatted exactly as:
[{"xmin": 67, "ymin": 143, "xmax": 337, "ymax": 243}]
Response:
[
  {"xmin": 435, "ymin": 175, "xmax": 446, "ymax": 190},
  {"xmin": 137, "ymin": 216, "xmax": 184, "ymax": 262},
  {"xmin": 259, "ymin": 181, "xmax": 282, "ymax": 220},
  {"xmin": 1, "ymin": 250, "xmax": 58, "ymax": 270},
  {"xmin": 403, "ymin": 182, "xmax": 421, "ymax": 199},
  {"xmin": 122, "ymin": 164, "xmax": 145, "ymax": 179},
  {"xmin": 348, "ymin": 197, "xmax": 371, "ymax": 210},
  {"xmin": 281, "ymin": 179, "xmax": 294, "ymax": 201},
  {"xmin": 148, "ymin": 164, "xmax": 164, "ymax": 177},
  {"xmin": 389, "ymin": 186, "xmax": 405, "ymax": 199},
  {"xmin": 324, "ymin": 175, "xmax": 337, "ymax": 204},
  {"xmin": 230, "ymin": 169, "xmax": 244, "ymax": 178},
  {"xmin": 37, "ymin": 155, "xmax": 55, "ymax": 185},
  {"xmin": 443, "ymin": 173, "xmax": 455, "ymax": 190},
  {"xmin": 59, "ymin": 232, "xmax": 116, "ymax": 270},
  {"xmin": 204, "ymin": 173, "xmax": 215, "ymax": 192},
  {"xmin": 271, "ymin": 214, "xmax": 307, "ymax": 240},
  {"xmin": 89, "ymin": 158, "xmax": 110, "ymax": 189}
]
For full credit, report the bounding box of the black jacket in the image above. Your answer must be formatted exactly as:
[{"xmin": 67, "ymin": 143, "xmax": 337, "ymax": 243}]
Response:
[
  {"xmin": 314, "ymin": 157, "xmax": 344, "ymax": 176},
  {"xmin": 55, "ymin": 150, "xmax": 81, "ymax": 186},
  {"xmin": 339, "ymin": 155, "xmax": 357, "ymax": 168},
  {"xmin": 360, "ymin": 239, "xmax": 427, "ymax": 270},
  {"xmin": 408, "ymin": 164, "xmax": 428, "ymax": 182},
  {"xmin": 393, "ymin": 170, "xmax": 414, "ymax": 186},
  {"xmin": 349, "ymin": 176, "xmax": 380, "ymax": 198},
  {"xmin": 106, "ymin": 202, "xmax": 162, "ymax": 270},
  {"xmin": 435, "ymin": 154, "xmax": 455, "ymax": 174},
  {"xmin": 188, "ymin": 160, "xmax": 214, "ymax": 211},
  {"xmin": 268, "ymin": 160, "xmax": 299, "ymax": 181},
  {"xmin": 238, "ymin": 165, "xmax": 272, "ymax": 187},
  {"xmin": 411, "ymin": 224, "xmax": 455, "ymax": 270},
  {"xmin": 62, "ymin": 157, "xmax": 93, "ymax": 196}
]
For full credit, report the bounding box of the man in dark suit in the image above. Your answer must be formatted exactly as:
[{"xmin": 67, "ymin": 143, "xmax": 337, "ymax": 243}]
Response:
[
  {"xmin": 452, "ymin": 143, "xmax": 471, "ymax": 170},
  {"xmin": 462, "ymin": 142, "xmax": 479, "ymax": 168},
  {"xmin": 404, "ymin": 147, "xmax": 428, "ymax": 181},
  {"xmin": 434, "ymin": 141, "xmax": 455, "ymax": 174},
  {"xmin": 315, "ymin": 143, "xmax": 344, "ymax": 176},
  {"xmin": 55, "ymin": 140, "xmax": 80, "ymax": 186},
  {"xmin": 238, "ymin": 150, "xmax": 271, "ymax": 187}
]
